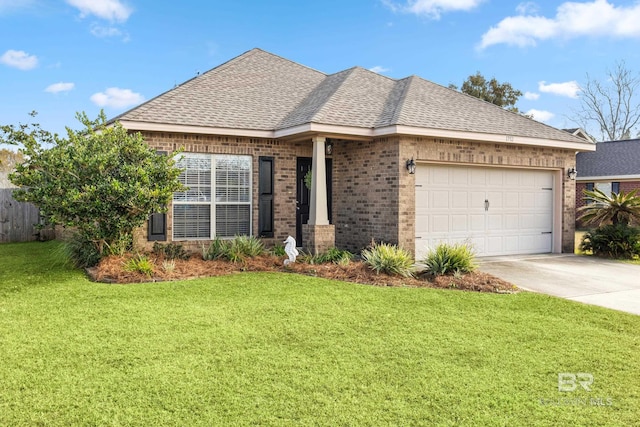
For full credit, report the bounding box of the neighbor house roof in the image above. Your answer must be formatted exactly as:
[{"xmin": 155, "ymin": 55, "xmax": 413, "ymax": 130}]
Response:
[
  {"xmin": 114, "ymin": 48, "xmax": 593, "ymax": 150},
  {"xmin": 576, "ymin": 139, "xmax": 640, "ymax": 179}
]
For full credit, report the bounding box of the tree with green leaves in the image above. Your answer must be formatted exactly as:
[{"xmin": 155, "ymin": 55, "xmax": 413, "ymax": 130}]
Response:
[
  {"xmin": 2, "ymin": 111, "xmax": 185, "ymax": 263},
  {"xmin": 450, "ymin": 72, "xmax": 524, "ymax": 113},
  {"xmin": 577, "ymin": 188, "xmax": 640, "ymax": 227}
]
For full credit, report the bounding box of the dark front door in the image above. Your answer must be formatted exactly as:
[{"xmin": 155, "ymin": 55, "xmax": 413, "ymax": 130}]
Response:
[{"xmin": 296, "ymin": 157, "xmax": 332, "ymax": 246}]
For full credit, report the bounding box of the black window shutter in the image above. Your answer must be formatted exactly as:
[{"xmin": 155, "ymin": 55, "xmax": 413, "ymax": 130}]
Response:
[
  {"xmin": 258, "ymin": 156, "xmax": 274, "ymax": 237},
  {"xmin": 586, "ymin": 183, "xmax": 594, "ymax": 191},
  {"xmin": 148, "ymin": 150, "xmax": 168, "ymax": 241},
  {"xmin": 148, "ymin": 213, "xmax": 167, "ymax": 241}
]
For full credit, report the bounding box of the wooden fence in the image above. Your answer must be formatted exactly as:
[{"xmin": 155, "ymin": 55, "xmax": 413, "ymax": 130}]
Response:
[{"xmin": 0, "ymin": 188, "xmax": 42, "ymax": 243}]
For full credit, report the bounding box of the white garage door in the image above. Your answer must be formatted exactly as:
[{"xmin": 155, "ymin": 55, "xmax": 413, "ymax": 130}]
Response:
[{"xmin": 415, "ymin": 164, "xmax": 554, "ymax": 259}]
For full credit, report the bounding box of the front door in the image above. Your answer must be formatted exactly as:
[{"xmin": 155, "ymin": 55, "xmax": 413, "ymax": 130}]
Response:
[{"xmin": 296, "ymin": 157, "xmax": 332, "ymax": 246}]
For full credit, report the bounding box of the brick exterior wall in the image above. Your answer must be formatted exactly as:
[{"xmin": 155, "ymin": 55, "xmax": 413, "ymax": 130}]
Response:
[
  {"xmin": 132, "ymin": 130, "xmax": 578, "ymax": 256},
  {"xmin": 332, "ymin": 138, "xmax": 402, "ymax": 252},
  {"xmin": 136, "ymin": 131, "xmax": 314, "ymax": 252}
]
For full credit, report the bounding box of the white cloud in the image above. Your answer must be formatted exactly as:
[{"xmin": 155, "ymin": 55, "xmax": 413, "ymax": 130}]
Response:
[
  {"xmin": 0, "ymin": 49, "xmax": 38, "ymax": 70},
  {"xmin": 526, "ymin": 109, "xmax": 555, "ymax": 122},
  {"xmin": 383, "ymin": 0, "xmax": 484, "ymax": 19},
  {"xmin": 90, "ymin": 87, "xmax": 144, "ymax": 109},
  {"xmin": 66, "ymin": 0, "xmax": 132, "ymax": 22},
  {"xmin": 45, "ymin": 82, "xmax": 75, "ymax": 94},
  {"xmin": 516, "ymin": 2, "xmax": 539, "ymax": 15},
  {"xmin": 524, "ymin": 91, "xmax": 540, "ymax": 100},
  {"xmin": 538, "ymin": 80, "xmax": 580, "ymax": 98},
  {"xmin": 369, "ymin": 66, "xmax": 390, "ymax": 74},
  {"xmin": 479, "ymin": 0, "xmax": 640, "ymax": 49}
]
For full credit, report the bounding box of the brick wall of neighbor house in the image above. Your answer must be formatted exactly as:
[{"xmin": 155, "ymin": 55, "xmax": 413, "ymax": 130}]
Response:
[
  {"xmin": 620, "ymin": 181, "xmax": 640, "ymax": 194},
  {"xmin": 332, "ymin": 138, "xmax": 402, "ymax": 252},
  {"xmin": 134, "ymin": 131, "xmax": 315, "ymax": 252},
  {"xmin": 398, "ymin": 137, "xmax": 578, "ymax": 254},
  {"xmin": 575, "ymin": 180, "xmax": 640, "ymax": 228},
  {"xmin": 575, "ymin": 182, "xmax": 588, "ymax": 209}
]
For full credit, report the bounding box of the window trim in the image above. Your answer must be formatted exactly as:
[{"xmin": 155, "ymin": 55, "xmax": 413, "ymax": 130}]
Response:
[{"xmin": 173, "ymin": 153, "xmax": 253, "ymax": 241}]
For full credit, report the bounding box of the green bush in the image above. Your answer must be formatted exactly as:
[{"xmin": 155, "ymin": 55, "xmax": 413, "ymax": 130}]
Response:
[
  {"xmin": 202, "ymin": 236, "xmax": 265, "ymax": 263},
  {"xmin": 123, "ymin": 254, "xmax": 154, "ymax": 277},
  {"xmin": 422, "ymin": 242, "xmax": 477, "ymax": 276},
  {"xmin": 361, "ymin": 242, "xmax": 414, "ymax": 277},
  {"xmin": 299, "ymin": 247, "xmax": 354, "ymax": 265},
  {"xmin": 61, "ymin": 233, "xmax": 103, "ymax": 268},
  {"xmin": 580, "ymin": 224, "xmax": 640, "ymax": 259},
  {"xmin": 202, "ymin": 238, "xmax": 228, "ymax": 261},
  {"xmin": 270, "ymin": 244, "xmax": 287, "ymax": 257},
  {"xmin": 152, "ymin": 242, "xmax": 190, "ymax": 260}
]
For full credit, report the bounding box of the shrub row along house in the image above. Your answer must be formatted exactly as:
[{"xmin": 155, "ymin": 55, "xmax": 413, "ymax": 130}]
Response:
[{"xmin": 113, "ymin": 48, "xmax": 594, "ymax": 258}]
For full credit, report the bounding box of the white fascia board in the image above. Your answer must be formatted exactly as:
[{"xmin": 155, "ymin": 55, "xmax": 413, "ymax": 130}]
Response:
[
  {"xmin": 577, "ymin": 175, "xmax": 640, "ymax": 181},
  {"xmin": 119, "ymin": 120, "xmax": 596, "ymax": 151},
  {"xmin": 118, "ymin": 120, "xmax": 275, "ymax": 139},
  {"xmin": 373, "ymin": 125, "xmax": 596, "ymax": 151}
]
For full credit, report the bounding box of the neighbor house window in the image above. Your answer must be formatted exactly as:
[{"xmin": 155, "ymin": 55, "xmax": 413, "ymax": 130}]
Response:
[
  {"xmin": 612, "ymin": 182, "xmax": 620, "ymax": 194},
  {"xmin": 173, "ymin": 153, "xmax": 252, "ymax": 240}
]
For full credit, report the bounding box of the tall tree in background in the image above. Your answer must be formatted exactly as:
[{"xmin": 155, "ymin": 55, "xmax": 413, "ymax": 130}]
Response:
[
  {"xmin": 450, "ymin": 72, "xmax": 524, "ymax": 113},
  {"xmin": 574, "ymin": 61, "xmax": 640, "ymax": 142}
]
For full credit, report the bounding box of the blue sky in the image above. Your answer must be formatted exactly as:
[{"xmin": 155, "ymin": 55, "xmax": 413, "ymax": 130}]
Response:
[{"xmin": 2, "ymin": 0, "xmax": 640, "ymax": 138}]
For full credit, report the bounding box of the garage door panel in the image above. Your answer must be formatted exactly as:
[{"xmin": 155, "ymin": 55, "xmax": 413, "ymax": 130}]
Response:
[
  {"xmin": 451, "ymin": 215, "xmax": 468, "ymax": 232},
  {"xmin": 432, "ymin": 191, "xmax": 449, "ymax": 209},
  {"xmin": 431, "ymin": 215, "xmax": 449, "ymax": 233},
  {"xmin": 469, "ymin": 214, "xmax": 485, "ymax": 231},
  {"xmin": 416, "ymin": 165, "xmax": 555, "ymax": 258},
  {"xmin": 451, "ymin": 191, "xmax": 468, "ymax": 209}
]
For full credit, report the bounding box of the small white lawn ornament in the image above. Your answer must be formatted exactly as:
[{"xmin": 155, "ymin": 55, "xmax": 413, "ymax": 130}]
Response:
[{"xmin": 283, "ymin": 235, "xmax": 299, "ymax": 266}]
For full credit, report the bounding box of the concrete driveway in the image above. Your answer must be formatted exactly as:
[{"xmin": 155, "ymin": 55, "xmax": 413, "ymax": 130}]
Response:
[{"xmin": 477, "ymin": 254, "xmax": 640, "ymax": 315}]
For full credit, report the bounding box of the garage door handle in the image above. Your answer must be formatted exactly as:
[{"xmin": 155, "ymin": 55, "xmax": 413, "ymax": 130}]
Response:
[
  {"xmin": 484, "ymin": 199, "xmax": 490, "ymax": 211},
  {"xmin": 541, "ymin": 231, "xmax": 552, "ymax": 234}
]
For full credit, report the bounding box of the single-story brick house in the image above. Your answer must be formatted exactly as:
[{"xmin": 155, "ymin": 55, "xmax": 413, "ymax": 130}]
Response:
[
  {"xmin": 576, "ymin": 138, "xmax": 640, "ymax": 226},
  {"xmin": 114, "ymin": 48, "xmax": 594, "ymax": 258}
]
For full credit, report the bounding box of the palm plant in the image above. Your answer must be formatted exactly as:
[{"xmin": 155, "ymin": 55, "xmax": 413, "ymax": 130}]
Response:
[{"xmin": 577, "ymin": 189, "xmax": 640, "ymax": 226}]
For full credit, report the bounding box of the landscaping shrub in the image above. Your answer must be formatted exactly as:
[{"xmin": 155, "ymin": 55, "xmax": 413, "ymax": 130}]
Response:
[
  {"xmin": 202, "ymin": 236, "xmax": 265, "ymax": 263},
  {"xmin": 361, "ymin": 242, "xmax": 414, "ymax": 277},
  {"xmin": 152, "ymin": 242, "xmax": 190, "ymax": 260},
  {"xmin": 62, "ymin": 233, "xmax": 103, "ymax": 268},
  {"xmin": 270, "ymin": 244, "xmax": 287, "ymax": 257},
  {"xmin": 422, "ymin": 242, "xmax": 477, "ymax": 276},
  {"xmin": 580, "ymin": 224, "xmax": 640, "ymax": 259},
  {"xmin": 299, "ymin": 247, "xmax": 353, "ymax": 265},
  {"xmin": 123, "ymin": 254, "xmax": 154, "ymax": 277},
  {"xmin": 202, "ymin": 238, "xmax": 228, "ymax": 261}
]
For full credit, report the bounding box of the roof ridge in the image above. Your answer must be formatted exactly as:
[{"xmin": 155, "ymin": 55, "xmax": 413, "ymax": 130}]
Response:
[{"xmin": 389, "ymin": 76, "xmax": 416, "ymax": 124}]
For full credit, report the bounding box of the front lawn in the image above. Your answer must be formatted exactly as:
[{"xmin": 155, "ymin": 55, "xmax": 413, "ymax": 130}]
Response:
[{"xmin": 1, "ymin": 241, "xmax": 639, "ymax": 426}]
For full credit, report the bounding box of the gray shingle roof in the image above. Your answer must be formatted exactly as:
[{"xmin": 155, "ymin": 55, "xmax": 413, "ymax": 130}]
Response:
[
  {"xmin": 576, "ymin": 139, "xmax": 640, "ymax": 177},
  {"xmin": 116, "ymin": 48, "xmax": 589, "ymax": 144}
]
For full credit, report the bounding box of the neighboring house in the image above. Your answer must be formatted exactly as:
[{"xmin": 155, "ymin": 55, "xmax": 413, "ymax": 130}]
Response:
[
  {"xmin": 114, "ymin": 48, "xmax": 594, "ymax": 258},
  {"xmin": 576, "ymin": 139, "xmax": 640, "ymax": 226}
]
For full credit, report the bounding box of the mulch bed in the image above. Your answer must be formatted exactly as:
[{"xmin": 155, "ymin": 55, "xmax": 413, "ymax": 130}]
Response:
[{"xmin": 89, "ymin": 254, "xmax": 518, "ymax": 294}]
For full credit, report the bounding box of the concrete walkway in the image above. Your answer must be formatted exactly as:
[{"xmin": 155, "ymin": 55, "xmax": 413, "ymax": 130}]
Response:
[{"xmin": 477, "ymin": 254, "xmax": 640, "ymax": 315}]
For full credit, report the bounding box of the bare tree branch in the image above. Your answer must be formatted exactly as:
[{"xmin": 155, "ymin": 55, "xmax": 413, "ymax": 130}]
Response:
[{"xmin": 574, "ymin": 61, "xmax": 640, "ymax": 141}]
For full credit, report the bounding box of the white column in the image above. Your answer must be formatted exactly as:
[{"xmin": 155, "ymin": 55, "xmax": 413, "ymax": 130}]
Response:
[{"xmin": 309, "ymin": 136, "xmax": 329, "ymax": 225}]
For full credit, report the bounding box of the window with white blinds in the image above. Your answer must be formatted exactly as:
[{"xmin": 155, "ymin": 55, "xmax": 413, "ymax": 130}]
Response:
[{"xmin": 173, "ymin": 153, "xmax": 251, "ymax": 240}]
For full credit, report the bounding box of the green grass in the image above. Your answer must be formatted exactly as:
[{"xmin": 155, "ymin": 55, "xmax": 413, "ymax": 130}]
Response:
[{"xmin": 1, "ymin": 241, "xmax": 639, "ymax": 426}]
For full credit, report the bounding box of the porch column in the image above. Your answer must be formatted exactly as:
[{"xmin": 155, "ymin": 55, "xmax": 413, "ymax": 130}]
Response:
[
  {"xmin": 303, "ymin": 136, "xmax": 335, "ymax": 254},
  {"xmin": 309, "ymin": 136, "xmax": 329, "ymax": 225}
]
